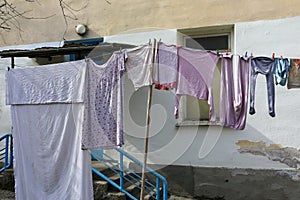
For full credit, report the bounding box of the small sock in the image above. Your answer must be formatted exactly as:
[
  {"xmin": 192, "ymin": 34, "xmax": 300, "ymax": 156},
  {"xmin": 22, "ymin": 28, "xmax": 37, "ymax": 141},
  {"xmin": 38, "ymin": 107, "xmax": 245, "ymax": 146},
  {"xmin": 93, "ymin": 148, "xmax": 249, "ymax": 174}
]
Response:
[
  {"xmin": 269, "ymin": 112, "xmax": 275, "ymax": 117},
  {"xmin": 249, "ymin": 107, "xmax": 256, "ymax": 115}
]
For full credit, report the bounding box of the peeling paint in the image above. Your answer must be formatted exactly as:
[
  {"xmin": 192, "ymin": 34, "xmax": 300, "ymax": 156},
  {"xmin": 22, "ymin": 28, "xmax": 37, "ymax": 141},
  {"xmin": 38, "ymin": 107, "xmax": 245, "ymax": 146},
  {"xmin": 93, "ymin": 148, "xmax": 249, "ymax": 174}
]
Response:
[
  {"xmin": 236, "ymin": 140, "xmax": 300, "ymax": 169},
  {"xmin": 276, "ymin": 170, "xmax": 300, "ymax": 181}
]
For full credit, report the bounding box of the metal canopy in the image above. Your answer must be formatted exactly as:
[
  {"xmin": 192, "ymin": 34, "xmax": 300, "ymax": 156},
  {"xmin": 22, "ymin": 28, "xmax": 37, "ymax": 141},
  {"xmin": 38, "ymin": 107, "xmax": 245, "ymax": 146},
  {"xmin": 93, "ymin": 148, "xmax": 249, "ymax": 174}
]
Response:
[{"xmin": 0, "ymin": 42, "xmax": 135, "ymax": 58}]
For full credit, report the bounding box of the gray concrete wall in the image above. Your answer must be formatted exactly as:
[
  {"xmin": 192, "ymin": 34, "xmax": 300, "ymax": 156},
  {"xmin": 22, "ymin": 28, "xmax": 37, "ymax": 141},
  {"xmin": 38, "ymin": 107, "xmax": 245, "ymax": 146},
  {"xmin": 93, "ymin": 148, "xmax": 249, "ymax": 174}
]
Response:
[{"xmin": 152, "ymin": 165, "xmax": 300, "ymax": 200}]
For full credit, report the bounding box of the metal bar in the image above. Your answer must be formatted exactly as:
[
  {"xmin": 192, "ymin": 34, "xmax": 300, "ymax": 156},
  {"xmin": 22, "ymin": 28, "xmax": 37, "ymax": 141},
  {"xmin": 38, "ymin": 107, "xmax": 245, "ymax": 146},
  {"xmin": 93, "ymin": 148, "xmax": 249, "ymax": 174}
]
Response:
[
  {"xmin": 156, "ymin": 177, "xmax": 160, "ymax": 200},
  {"xmin": 11, "ymin": 57, "xmax": 14, "ymax": 68},
  {"xmin": 92, "ymin": 167, "xmax": 138, "ymax": 200},
  {"xmin": 119, "ymin": 150, "xmax": 124, "ymax": 190},
  {"xmin": 0, "ymin": 134, "xmax": 12, "ymax": 173},
  {"xmin": 116, "ymin": 148, "xmax": 168, "ymax": 200},
  {"xmin": 4, "ymin": 135, "xmax": 9, "ymax": 167}
]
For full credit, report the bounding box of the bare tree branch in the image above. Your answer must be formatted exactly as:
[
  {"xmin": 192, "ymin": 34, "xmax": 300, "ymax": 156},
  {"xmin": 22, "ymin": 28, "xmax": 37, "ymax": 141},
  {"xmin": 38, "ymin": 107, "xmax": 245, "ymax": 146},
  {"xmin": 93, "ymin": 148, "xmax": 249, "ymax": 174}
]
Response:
[
  {"xmin": 0, "ymin": 0, "xmax": 55, "ymax": 32},
  {"xmin": 58, "ymin": 0, "xmax": 89, "ymax": 41}
]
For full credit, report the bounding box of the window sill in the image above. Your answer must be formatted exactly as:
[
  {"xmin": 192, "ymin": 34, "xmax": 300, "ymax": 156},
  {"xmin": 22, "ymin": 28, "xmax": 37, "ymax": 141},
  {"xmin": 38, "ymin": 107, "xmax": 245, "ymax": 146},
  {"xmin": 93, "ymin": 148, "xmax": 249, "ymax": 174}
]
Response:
[{"xmin": 175, "ymin": 120, "xmax": 222, "ymax": 127}]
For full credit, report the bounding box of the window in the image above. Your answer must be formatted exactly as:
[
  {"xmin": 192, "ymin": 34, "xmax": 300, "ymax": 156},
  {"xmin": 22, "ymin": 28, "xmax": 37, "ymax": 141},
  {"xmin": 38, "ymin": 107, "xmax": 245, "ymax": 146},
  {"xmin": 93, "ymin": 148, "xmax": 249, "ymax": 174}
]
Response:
[{"xmin": 177, "ymin": 25, "xmax": 234, "ymax": 126}]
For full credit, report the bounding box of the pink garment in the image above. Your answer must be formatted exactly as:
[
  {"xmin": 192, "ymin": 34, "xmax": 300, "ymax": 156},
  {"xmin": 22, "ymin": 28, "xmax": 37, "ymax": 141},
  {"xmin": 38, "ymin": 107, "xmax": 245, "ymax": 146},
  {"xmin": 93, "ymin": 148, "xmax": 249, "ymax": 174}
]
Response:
[
  {"xmin": 234, "ymin": 56, "xmax": 250, "ymax": 130},
  {"xmin": 219, "ymin": 54, "xmax": 235, "ymax": 127},
  {"xmin": 82, "ymin": 52, "xmax": 126, "ymax": 149},
  {"xmin": 219, "ymin": 55, "xmax": 250, "ymax": 130},
  {"xmin": 154, "ymin": 43, "xmax": 178, "ymax": 90},
  {"xmin": 176, "ymin": 47, "xmax": 219, "ymax": 122}
]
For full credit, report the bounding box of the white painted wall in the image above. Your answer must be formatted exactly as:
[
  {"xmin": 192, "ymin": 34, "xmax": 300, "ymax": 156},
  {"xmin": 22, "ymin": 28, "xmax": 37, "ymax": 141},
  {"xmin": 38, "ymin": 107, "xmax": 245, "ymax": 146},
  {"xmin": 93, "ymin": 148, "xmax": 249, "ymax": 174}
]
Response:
[
  {"xmin": 0, "ymin": 57, "xmax": 39, "ymax": 134},
  {"xmin": 236, "ymin": 16, "xmax": 300, "ymax": 149}
]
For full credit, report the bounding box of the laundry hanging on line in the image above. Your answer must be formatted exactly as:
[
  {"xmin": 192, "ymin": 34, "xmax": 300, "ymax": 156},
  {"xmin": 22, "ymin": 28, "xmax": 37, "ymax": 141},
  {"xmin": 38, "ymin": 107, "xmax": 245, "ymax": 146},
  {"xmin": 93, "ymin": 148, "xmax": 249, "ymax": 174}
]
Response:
[
  {"xmin": 176, "ymin": 46, "xmax": 220, "ymax": 122},
  {"xmin": 274, "ymin": 58, "xmax": 290, "ymax": 86},
  {"xmin": 220, "ymin": 54, "xmax": 250, "ymax": 130},
  {"xmin": 5, "ymin": 60, "xmax": 94, "ymax": 200},
  {"xmin": 82, "ymin": 51, "xmax": 126, "ymax": 150},
  {"xmin": 125, "ymin": 42, "xmax": 251, "ymax": 130},
  {"xmin": 287, "ymin": 59, "xmax": 300, "ymax": 89},
  {"xmin": 249, "ymin": 57, "xmax": 276, "ymax": 117},
  {"xmin": 154, "ymin": 42, "xmax": 178, "ymax": 90}
]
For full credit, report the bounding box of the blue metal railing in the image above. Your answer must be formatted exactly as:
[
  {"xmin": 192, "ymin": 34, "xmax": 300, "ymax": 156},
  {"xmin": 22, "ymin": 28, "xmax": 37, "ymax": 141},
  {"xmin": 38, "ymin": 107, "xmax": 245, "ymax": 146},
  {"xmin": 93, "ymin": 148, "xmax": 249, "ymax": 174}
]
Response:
[
  {"xmin": 92, "ymin": 148, "xmax": 168, "ymax": 200},
  {"xmin": 0, "ymin": 133, "xmax": 13, "ymax": 173}
]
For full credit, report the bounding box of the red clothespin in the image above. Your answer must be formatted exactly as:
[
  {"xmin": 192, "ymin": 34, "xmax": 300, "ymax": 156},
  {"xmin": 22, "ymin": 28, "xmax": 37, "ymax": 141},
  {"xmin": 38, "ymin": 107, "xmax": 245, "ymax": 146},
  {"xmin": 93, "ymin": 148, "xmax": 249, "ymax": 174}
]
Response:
[{"xmin": 272, "ymin": 53, "xmax": 275, "ymax": 60}]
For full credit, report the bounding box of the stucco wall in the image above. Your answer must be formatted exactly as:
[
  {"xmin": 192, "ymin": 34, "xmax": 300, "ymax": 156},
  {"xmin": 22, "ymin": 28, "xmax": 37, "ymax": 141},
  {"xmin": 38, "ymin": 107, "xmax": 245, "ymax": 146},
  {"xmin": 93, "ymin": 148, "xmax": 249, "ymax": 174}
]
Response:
[{"xmin": 1, "ymin": 0, "xmax": 300, "ymax": 46}]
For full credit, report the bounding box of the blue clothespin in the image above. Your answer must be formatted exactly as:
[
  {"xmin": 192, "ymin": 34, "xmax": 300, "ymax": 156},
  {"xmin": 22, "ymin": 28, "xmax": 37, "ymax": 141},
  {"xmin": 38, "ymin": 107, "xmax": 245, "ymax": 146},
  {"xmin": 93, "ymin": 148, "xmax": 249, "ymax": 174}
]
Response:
[{"xmin": 245, "ymin": 51, "xmax": 248, "ymax": 58}]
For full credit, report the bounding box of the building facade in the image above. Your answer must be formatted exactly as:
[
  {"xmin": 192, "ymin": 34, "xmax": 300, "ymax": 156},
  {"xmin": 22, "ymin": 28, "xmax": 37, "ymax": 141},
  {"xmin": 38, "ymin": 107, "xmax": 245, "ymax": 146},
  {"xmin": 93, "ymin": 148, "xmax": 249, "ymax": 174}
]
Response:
[{"xmin": 1, "ymin": 1, "xmax": 300, "ymax": 199}]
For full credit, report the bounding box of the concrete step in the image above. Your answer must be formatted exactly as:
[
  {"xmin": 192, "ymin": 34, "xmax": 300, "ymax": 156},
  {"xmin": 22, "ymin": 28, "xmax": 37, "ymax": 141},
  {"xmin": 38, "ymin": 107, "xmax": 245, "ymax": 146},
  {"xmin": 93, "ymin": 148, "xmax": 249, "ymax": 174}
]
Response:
[
  {"xmin": 103, "ymin": 192, "xmax": 126, "ymax": 200},
  {"xmin": 93, "ymin": 180, "xmax": 108, "ymax": 200},
  {"xmin": 0, "ymin": 168, "xmax": 14, "ymax": 192},
  {"xmin": 0, "ymin": 189, "xmax": 15, "ymax": 200}
]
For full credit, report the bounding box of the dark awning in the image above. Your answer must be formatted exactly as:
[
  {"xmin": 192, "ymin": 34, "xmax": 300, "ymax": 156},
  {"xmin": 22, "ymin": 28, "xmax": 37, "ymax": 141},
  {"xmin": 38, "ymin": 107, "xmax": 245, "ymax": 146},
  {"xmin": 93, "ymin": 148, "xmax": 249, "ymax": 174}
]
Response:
[{"xmin": 0, "ymin": 42, "xmax": 135, "ymax": 58}]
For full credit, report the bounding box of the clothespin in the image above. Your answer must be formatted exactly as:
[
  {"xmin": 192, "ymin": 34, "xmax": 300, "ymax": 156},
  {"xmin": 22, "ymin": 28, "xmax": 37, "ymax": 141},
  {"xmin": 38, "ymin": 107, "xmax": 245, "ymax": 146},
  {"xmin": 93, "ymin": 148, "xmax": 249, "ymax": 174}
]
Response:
[
  {"xmin": 245, "ymin": 51, "xmax": 248, "ymax": 58},
  {"xmin": 7, "ymin": 67, "xmax": 10, "ymax": 71},
  {"xmin": 226, "ymin": 49, "xmax": 229, "ymax": 55},
  {"xmin": 272, "ymin": 53, "xmax": 275, "ymax": 60},
  {"xmin": 119, "ymin": 47, "xmax": 122, "ymax": 53},
  {"xmin": 158, "ymin": 38, "xmax": 161, "ymax": 43},
  {"xmin": 251, "ymin": 52, "xmax": 253, "ymax": 57},
  {"xmin": 216, "ymin": 49, "xmax": 219, "ymax": 56},
  {"xmin": 148, "ymin": 39, "xmax": 151, "ymax": 45},
  {"xmin": 280, "ymin": 55, "xmax": 283, "ymax": 60}
]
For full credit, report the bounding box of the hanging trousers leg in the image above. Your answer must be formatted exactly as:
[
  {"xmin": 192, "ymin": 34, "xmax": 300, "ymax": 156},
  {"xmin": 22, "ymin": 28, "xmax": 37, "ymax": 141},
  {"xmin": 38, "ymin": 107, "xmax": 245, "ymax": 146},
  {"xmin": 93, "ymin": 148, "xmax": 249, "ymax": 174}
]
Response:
[
  {"xmin": 249, "ymin": 71, "xmax": 258, "ymax": 115},
  {"xmin": 266, "ymin": 71, "xmax": 275, "ymax": 117}
]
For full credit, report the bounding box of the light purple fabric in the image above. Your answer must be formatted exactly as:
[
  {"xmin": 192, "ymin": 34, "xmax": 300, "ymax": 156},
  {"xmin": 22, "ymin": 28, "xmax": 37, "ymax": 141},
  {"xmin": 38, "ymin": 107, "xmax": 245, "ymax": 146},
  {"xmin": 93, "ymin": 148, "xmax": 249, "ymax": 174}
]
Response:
[
  {"xmin": 176, "ymin": 47, "xmax": 219, "ymax": 122},
  {"xmin": 82, "ymin": 52, "xmax": 126, "ymax": 149},
  {"xmin": 154, "ymin": 43, "xmax": 178, "ymax": 90},
  {"xmin": 219, "ymin": 54, "xmax": 235, "ymax": 127},
  {"xmin": 234, "ymin": 56, "xmax": 250, "ymax": 129},
  {"xmin": 219, "ymin": 55, "xmax": 250, "ymax": 130}
]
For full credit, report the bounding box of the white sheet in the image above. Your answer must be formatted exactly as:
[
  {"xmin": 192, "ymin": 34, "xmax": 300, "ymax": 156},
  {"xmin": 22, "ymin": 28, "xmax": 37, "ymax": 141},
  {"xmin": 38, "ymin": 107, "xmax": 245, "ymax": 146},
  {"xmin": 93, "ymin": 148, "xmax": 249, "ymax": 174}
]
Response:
[
  {"xmin": 11, "ymin": 103, "xmax": 93, "ymax": 200},
  {"xmin": 6, "ymin": 60, "xmax": 86, "ymax": 105}
]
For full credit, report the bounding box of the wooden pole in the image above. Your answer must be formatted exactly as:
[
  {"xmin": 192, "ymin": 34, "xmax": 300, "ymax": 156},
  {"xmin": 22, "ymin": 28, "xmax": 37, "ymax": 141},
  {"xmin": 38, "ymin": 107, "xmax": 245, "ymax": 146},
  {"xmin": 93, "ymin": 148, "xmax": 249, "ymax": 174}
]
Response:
[{"xmin": 140, "ymin": 38, "xmax": 156, "ymax": 200}]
